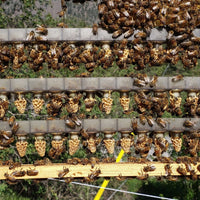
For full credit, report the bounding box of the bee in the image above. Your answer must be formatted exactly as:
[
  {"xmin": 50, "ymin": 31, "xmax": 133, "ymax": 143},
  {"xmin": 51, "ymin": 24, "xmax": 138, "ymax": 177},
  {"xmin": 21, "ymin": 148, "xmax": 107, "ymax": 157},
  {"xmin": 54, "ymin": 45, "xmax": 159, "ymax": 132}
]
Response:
[
  {"xmin": 90, "ymin": 157, "xmax": 99, "ymax": 168},
  {"xmin": 143, "ymin": 165, "xmax": 156, "ymax": 172},
  {"xmin": 172, "ymin": 75, "xmax": 184, "ymax": 82},
  {"xmin": 58, "ymin": 167, "xmax": 69, "ymax": 178},
  {"xmin": 116, "ymin": 173, "xmax": 126, "ymax": 181},
  {"xmin": 81, "ymin": 158, "xmax": 90, "ymax": 165},
  {"xmin": 146, "ymin": 116, "xmax": 154, "ymax": 127},
  {"xmin": 177, "ymin": 166, "xmax": 187, "ymax": 176},
  {"xmin": 35, "ymin": 25, "xmax": 48, "ymax": 35},
  {"xmin": 133, "ymin": 78, "xmax": 146, "ymax": 87},
  {"xmin": 124, "ymin": 29, "xmax": 134, "ymax": 38},
  {"xmin": 164, "ymin": 164, "xmax": 172, "ymax": 176},
  {"xmin": 139, "ymin": 114, "xmax": 146, "ymax": 125},
  {"xmin": 34, "ymin": 158, "xmax": 50, "ymax": 166},
  {"xmin": 71, "ymin": 114, "xmax": 82, "ymax": 126},
  {"xmin": 183, "ymin": 120, "xmax": 195, "ymax": 128},
  {"xmin": 65, "ymin": 117, "xmax": 76, "ymax": 129},
  {"xmin": 87, "ymin": 168, "xmax": 101, "ymax": 181},
  {"xmin": 92, "ymin": 24, "xmax": 98, "ymax": 35},
  {"xmin": 0, "ymin": 130, "xmax": 12, "ymax": 140},
  {"xmin": 35, "ymin": 35, "xmax": 47, "ymax": 41},
  {"xmin": 197, "ymin": 164, "xmax": 200, "ymax": 172},
  {"xmin": 149, "ymin": 76, "xmax": 158, "ymax": 87},
  {"xmin": 26, "ymin": 31, "xmax": 35, "ymax": 41},
  {"xmin": 156, "ymin": 118, "xmax": 167, "ymax": 128},
  {"xmin": 9, "ymin": 162, "xmax": 21, "ymax": 170},
  {"xmin": 112, "ymin": 29, "xmax": 123, "ymax": 38},
  {"xmin": 12, "ymin": 169, "xmax": 26, "ymax": 177},
  {"xmin": 11, "ymin": 122, "xmax": 19, "ymax": 134},
  {"xmin": 80, "ymin": 129, "xmax": 89, "ymax": 139},
  {"xmin": 4, "ymin": 172, "xmax": 16, "ymax": 182},
  {"xmin": 102, "ymin": 157, "xmax": 115, "ymax": 163},
  {"xmin": 27, "ymin": 168, "xmax": 39, "ymax": 176},
  {"xmin": 136, "ymin": 172, "xmax": 149, "ymax": 180},
  {"xmin": 57, "ymin": 22, "xmax": 68, "ymax": 28},
  {"xmin": 57, "ymin": 10, "xmax": 66, "ymax": 18},
  {"xmin": 166, "ymin": 176, "xmax": 178, "ymax": 181},
  {"xmin": 131, "ymin": 118, "xmax": 138, "ymax": 131}
]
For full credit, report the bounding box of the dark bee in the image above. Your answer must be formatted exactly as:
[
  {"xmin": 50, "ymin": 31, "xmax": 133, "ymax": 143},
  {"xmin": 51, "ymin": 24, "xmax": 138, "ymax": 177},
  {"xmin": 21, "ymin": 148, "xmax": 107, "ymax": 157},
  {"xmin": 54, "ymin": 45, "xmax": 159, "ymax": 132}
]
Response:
[
  {"xmin": 4, "ymin": 172, "xmax": 16, "ymax": 182},
  {"xmin": 143, "ymin": 165, "xmax": 156, "ymax": 172},
  {"xmin": 177, "ymin": 166, "xmax": 187, "ymax": 176},
  {"xmin": 131, "ymin": 118, "xmax": 138, "ymax": 131},
  {"xmin": 172, "ymin": 75, "xmax": 184, "ymax": 82},
  {"xmin": 92, "ymin": 24, "xmax": 98, "ymax": 35},
  {"xmin": 58, "ymin": 167, "xmax": 69, "ymax": 178},
  {"xmin": 149, "ymin": 76, "xmax": 158, "ymax": 87},
  {"xmin": 12, "ymin": 169, "xmax": 26, "ymax": 177},
  {"xmin": 11, "ymin": 122, "xmax": 19, "ymax": 134},
  {"xmin": 139, "ymin": 114, "xmax": 146, "ymax": 125},
  {"xmin": 65, "ymin": 117, "xmax": 76, "ymax": 129},
  {"xmin": 80, "ymin": 128, "xmax": 89, "ymax": 139},
  {"xmin": 156, "ymin": 118, "xmax": 167, "ymax": 128},
  {"xmin": 164, "ymin": 164, "xmax": 172, "ymax": 176},
  {"xmin": 183, "ymin": 120, "xmax": 195, "ymax": 128},
  {"xmin": 9, "ymin": 162, "xmax": 21, "ymax": 170},
  {"xmin": 146, "ymin": 116, "xmax": 154, "ymax": 127},
  {"xmin": 27, "ymin": 168, "xmax": 39, "ymax": 176}
]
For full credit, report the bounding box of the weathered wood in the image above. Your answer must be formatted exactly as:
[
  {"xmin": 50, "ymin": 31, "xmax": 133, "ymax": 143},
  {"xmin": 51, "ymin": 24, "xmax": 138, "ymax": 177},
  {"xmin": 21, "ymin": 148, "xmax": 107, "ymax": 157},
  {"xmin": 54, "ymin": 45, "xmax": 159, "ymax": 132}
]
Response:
[{"xmin": 0, "ymin": 162, "xmax": 199, "ymax": 180}]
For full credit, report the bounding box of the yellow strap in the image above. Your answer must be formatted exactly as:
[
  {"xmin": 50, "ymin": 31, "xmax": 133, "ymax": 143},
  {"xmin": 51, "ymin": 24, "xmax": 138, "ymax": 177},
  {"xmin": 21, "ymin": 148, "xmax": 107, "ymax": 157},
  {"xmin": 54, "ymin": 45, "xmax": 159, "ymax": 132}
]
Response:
[{"xmin": 94, "ymin": 149, "xmax": 125, "ymax": 200}]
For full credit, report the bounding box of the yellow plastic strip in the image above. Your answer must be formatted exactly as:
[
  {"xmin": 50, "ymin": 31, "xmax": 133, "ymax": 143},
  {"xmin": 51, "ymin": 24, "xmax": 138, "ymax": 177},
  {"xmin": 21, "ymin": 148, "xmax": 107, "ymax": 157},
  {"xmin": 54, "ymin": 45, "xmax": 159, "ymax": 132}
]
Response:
[
  {"xmin": 94, "ymin": 149, "xmax": 125, "ymax": 200},
  {"xmin": 94, "ymin": 132, "xmax": 135, "ymax": 200}
]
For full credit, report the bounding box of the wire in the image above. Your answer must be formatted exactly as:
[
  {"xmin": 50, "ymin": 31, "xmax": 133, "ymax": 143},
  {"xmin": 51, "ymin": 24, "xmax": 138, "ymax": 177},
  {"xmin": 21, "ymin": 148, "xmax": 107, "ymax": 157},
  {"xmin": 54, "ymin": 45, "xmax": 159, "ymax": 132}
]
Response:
[
  {"xmin": 107, "ymin": 180, "xmax": 127, "ymax": 200},
  {"xmin": 48, "ymin": 178, "xmax": 178, "ymax": 200}
]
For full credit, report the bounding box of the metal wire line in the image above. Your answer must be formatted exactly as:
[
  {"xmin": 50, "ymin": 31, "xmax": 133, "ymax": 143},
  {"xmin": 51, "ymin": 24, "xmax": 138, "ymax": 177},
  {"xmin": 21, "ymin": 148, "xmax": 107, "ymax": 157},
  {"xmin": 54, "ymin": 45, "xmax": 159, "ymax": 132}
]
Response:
[{"xmin": 48, "ymin": 178, "xmax": 177, "ymax": 200}]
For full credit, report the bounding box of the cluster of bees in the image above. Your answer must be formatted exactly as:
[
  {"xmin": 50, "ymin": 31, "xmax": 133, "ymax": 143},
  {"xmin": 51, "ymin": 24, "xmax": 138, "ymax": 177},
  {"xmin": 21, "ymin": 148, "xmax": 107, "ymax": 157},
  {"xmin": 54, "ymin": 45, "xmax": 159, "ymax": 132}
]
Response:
[
  {"xmin": 98, "ymin": 0, "xmax": 200, "ymax": 38},
  {"xmin": 2, "ymin": 86, "xmax": 200, "ymax": 119},
  {"xmin": 1, "ymin": 156, "xmax": 200, "ymax": 184},
  {"xmin": 1, "ymin": 34, "xmax": 200, "ymax": 74}
]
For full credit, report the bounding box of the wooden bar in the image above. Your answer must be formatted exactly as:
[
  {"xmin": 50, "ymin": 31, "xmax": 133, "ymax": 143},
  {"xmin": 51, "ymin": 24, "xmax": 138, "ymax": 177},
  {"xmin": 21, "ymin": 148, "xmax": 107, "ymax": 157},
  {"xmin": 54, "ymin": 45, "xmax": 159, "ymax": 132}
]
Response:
[{"xmin": 0, "ymin": 162, "xmax": 199, "ymax": 180}]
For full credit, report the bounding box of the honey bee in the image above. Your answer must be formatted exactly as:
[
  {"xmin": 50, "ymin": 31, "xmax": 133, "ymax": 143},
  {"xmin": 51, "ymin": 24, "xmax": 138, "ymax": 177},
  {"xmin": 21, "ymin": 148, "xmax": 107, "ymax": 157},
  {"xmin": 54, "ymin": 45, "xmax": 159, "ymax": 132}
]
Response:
[
  {"xmin": 57, "ymin": 9, "xmax": 66, "ymax": 18},
  {"xmin": 27, "ymin": 168, "xmax": 39, "ymax": 176},
  {"xmin": 131, "ymin": 118, "xmax": 138, "ymax": 131},
  {"xmin": 146, "ymin": 116, "xmax": 154, "ymax": 127},
  {"xmin": 92, "ymin": 23, "xmax": 98, "ymax": 35},
  {"xmin": 197, "ymin": 164, "xmax": 200, "ymax": 172},
  {"xmin": 34, "ymin": 158, "xmax": 51, "ymax": 166},
  {"xmin": 11, "ymin": 122, "xmax": 19, "ymax": 134},
  {"xmin": 87, "ymin": 168, "xmax": 101, "ymax": 181},
  {"xmin": 81, "ymin": 158, "xmax": 90, "ymax": 165},
  {"xmin": 112, "ymin": 29, "xmax": 123, "ymax": 38},
  {"xmin": 156, "ymin": 118, "xmax": 167, "ymax": 128},
  {"xmin": 136, "ymin": 171, "xmax": 149, "ymax": 180},
  {"xmin": 9, "ymin": 162, "xmax": 21, "ymax": 170},
  {"xmin": 177, "ymin": 166, "xmax": 187, "ymax": 176},
  {"xmin": 65, "ymin": 117, "xmax": 76, "ymax": 129},
  {"xmin": 71, "ymin": 114, "xmax": 82, "ymax": 126},
  {"xmin": 139, "ymin": 114, "xmax": 146, "ymax": 125},
  {"xmin": 80, "ymin": 129, "xmax": 89, "ymax": 139},
  {"xmin": 90, "ymin": 157, "xmax": 99, "ymax": 169},
  {"xmin": 57, "ymin": 22, "xmax": 68, "ymax": 28},
  {"xmin": 12, "ymin": 169, "xmax": 26, "ymax": 177},
  {"xmin": 183, "ymin": 120, "xmax": 195, "ymax": 128},
  {"xmin": 124, "ymin": 29, "xmax": 134, "ymax": 38},
  {"xmin": 164, "ymin": 164, "xmax": 172, "ymax": 176},
  {"xmin": 26, "ymin": 31, "xmax": 35, "ymax": 41},
  {"xmin": 143, "ymin": 165, "xmax": 156, "ymax": 172},
  {"xmin": 133, "ymin": 78, "xmax": 146, "ymax": 87},
  {"xmin": 35, "ymin": 25, "xmax": 48, "ymax": 35},
  {"xmin": 4, "ymin": 172, "xmax": 16, "ymax": 182},
  {"xmin": 149, "ymin": 76, "xmax": 158, "ymax": 87},
  {"xmin": 102, "ymin": 157, "xmax": 115, "ymax": 163},
  {"xmin": 58, "ymin": 167, "xmax": 69, "ymax": 178},
  {"xmin": 116, "ymin": 173, "xmax": 126, "ymax": 181},
  {"xmin": 172, "ymin": 75, "xmax": 184, "ymax": 82}
]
